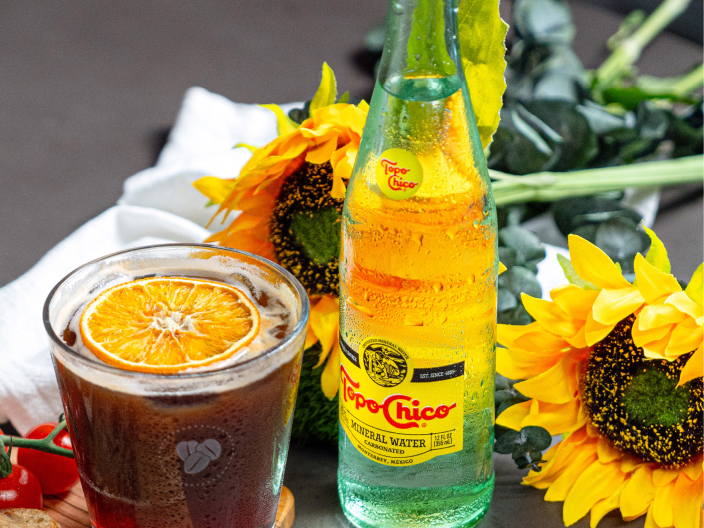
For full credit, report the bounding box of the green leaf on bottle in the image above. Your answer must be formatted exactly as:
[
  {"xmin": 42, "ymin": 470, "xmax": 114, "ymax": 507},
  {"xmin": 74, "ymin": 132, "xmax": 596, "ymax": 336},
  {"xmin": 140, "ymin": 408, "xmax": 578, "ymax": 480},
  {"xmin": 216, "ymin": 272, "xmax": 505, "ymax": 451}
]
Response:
[{"xmin": 458, "ymin": 0, "xmax": 508, "ymax": 149}]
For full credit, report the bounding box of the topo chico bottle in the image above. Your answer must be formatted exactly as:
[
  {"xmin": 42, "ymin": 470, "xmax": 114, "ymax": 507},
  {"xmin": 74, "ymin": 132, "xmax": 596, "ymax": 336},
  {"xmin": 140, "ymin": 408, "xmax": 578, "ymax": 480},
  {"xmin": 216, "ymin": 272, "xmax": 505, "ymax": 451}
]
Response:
[{"xmin": 337, "ymin": 0, "xmax": 498, "ymax": 526}]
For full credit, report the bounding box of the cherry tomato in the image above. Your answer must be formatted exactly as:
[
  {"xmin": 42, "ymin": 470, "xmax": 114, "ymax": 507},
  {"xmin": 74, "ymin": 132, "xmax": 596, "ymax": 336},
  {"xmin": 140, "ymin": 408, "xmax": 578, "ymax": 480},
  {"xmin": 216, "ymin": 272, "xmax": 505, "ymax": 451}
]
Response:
[
  {"xmin": 0, "ymin": 464, "xmax": 43, "ymax": 509},
  {"xmin": 17, "ymin": 423, "xmax": 79, "ymax": 495}
]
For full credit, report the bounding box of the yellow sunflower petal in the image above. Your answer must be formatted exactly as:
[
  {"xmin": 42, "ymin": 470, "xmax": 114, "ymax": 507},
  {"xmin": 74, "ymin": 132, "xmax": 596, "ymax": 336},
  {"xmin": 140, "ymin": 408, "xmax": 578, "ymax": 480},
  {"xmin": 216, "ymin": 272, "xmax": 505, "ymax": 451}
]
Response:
[
  {"xmin": 305, "ymin": 135, "xmax": 339, "ymax": 164},
  {"xmin": 638, "ymin": 303, "xmax": 686, "ymax": 329},
  {"xmin": 653, "ymin": 479, "xmax": 676, "ymax": 528},
  {"xmin": 563, "ymin": 460, "xmax": 627, "ymax": 527},
  {"xmin": 320, "ymin": 340, "xmax": 341, "ymax": 399},
  {"xmin": 499, "ymin": 261, "xmax": 507, "ymax": 274},
  {"xmin": 685, "ymin": 263, "xmax": 703, "ymax": 306},
  {"xmin": 590, "ymin": 482, "xmax": 626, "ymax": 528},
  {"xmin": 310, "ymin": 295, "xmax": 340, "ymax": 368},
  {"xmin": 568, "ymin": 235, "xmax": 632, "ymax": 290},
  {"xmin": 677, "ymin": 344, "xmax": 703, "ymax": 387},
  {"xmin": 514, "ymin": 354, "xmax": 578, "ymax": 404},
  {"xmin": 495, "ymin": 399, "xmax": 530, "ymax": 430},
  {"xmin": 260, "ymin": 104, "xmax": 299, "ymax": 135},
  {"xmin": 524, "ymin": 427, "xmax": 593, "ymax": 488},
  {"xmin": 496, "ymin": 346, "xmax": 562, "ymax": 379},
  {"xmin": 596, "ymin": 435, "xmax": 621, "ymax": 463},
  {"xmin": 683, "ymin": 457, "xmax": 703, "ymax": 481},
  {"xmin": 513, "ymin": 330, "xmax": 570, "ymax": 352},
  {"xmin": 665, "ymin": 319, "xmax": 702, "ymax": 357},
  {"xmin": 585, "ymin": 311, "xmax": 616, "ymax": 346},
  {"xmin": 544, "ymin": 448, "xmax": 599, "ymax": 502},
  {"xmin": 635, "ymin": 253, "xmax": 681, "ymax": 303},
  {"xmin": 552, "ymin": 286, "xmax": 600, "ymax": 321},
  {"xmin": 666, "ymin": 291, "xmax": 704, "ymax": 322},
  {"xmin": 591, "ymin": 287, "xmax": 644, "ymax": 325},
  {"xmin": 497, "ymin": 322, "xmax": 543, "ymax": 347},
  {"xmin": 642, "ymin": 327, "xmax": 675, "ymax": 359},
  {"xmin": 304, "ymin": 321, "xmax": 319, "ymax": 349},
  {"xmin": 643, "ymin": 504, "xmax": 658, "ymax": 528},
  {"xmin": 652, "ymin": 466, "xmax": 680, "ymax": 487},
  {"xmin": 673, "ymin": 473, "xmax": 703, "ymax": 528},
  {"xmin": 620, "ymin": 464, "xmax": 655, "ymax": 519},
  {"xmin": 522, "ymin": 295, "xmax": 580, "ymax": 337},
  {"xmin": 193, "ymin": 176, "xmax": 238, "ymax": 206},
  {"xmin": 620, "ymin": 454, "xmax": 642, "ymax": 473},
  {"xmin": 632, "ymin": 319, "xmax": 673, "ymax": 348},
  {"xmin": 231, "ymin": 143, "xmax": 257, "ymax": 155},
  {"xmin": 522, "ymin": 398, "xmax": 583, "ymax": 436}
]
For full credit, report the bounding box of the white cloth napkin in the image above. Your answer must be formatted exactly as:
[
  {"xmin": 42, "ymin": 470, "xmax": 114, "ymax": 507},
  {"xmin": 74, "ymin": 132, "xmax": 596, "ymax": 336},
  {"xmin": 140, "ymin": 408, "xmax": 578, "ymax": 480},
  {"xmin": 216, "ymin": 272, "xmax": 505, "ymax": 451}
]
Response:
[{"xmin": 0, "ymin": 86, "xmax": 608, "ymax": 433}]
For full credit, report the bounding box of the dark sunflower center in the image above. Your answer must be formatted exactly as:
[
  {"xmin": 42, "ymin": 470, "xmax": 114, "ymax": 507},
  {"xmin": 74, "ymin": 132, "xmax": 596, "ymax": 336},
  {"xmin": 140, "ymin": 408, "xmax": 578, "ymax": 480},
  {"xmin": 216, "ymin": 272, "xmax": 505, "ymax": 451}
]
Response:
[
  {"xmin": 290, "ymin": 208, "xmax": 341, "ymax": 266},
  {"xmin": 622, "ymin": 368, "xmax": 690, "ymax": 428},
  {"xmin": 582, "ymin": 314, "xmax": 702, "ymax": 468},
  {"xmin": 269, "ymin": 161, "xmax": 343, "ymax": 296}
]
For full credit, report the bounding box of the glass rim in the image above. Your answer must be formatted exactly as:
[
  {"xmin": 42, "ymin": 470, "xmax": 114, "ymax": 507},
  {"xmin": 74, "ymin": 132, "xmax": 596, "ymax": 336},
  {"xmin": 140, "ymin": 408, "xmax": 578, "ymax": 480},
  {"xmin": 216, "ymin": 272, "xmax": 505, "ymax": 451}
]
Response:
[{"xmin": 43, "ymin": 243, "xmax": 311, "ymax": 380}]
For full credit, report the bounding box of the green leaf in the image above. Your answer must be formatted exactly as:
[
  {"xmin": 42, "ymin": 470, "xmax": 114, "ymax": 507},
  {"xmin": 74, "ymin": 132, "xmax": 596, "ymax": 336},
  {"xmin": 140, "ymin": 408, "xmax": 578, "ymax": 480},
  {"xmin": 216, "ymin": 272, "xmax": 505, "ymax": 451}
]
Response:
[
  {"xmin": 458, "ymin": 0, "xmax": 508, "ymax": 149},
  {"xmin": 407, "ymin": 0, "xmax": 455, "ymax": 77},
  {"xmin": 643, "ymin": 226, "xmax": 671, "ymax": 274},
  {"xmin": 337, "ymin": 91, "xmax": 350, "ymax": 104},
  {"xmin": 557, "ymin": 253, "xmax": 598, "ymax": 290},
  {"xmin": 685, "ymin": 264, "xmax": 703, "ymax": 305},
  {"xmin": 309, "ymin": 62, "xmax": 337, "ymax": 112}
]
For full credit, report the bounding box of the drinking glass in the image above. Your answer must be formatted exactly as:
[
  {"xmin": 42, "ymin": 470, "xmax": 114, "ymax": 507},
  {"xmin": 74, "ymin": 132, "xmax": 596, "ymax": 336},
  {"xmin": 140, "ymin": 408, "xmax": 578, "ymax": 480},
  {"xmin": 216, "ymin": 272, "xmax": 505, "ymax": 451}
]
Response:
[{"xmin": 44, "ymin": 244, "xmax": 308, "ymax": 528}]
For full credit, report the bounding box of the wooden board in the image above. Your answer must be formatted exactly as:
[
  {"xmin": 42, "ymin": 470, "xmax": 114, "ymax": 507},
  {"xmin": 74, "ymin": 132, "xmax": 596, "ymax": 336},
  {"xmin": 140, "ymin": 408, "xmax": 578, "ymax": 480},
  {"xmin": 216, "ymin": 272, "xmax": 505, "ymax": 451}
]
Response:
[{"xmin": 42, "ymin": 484, "xmax": 294, "ymax": 528}]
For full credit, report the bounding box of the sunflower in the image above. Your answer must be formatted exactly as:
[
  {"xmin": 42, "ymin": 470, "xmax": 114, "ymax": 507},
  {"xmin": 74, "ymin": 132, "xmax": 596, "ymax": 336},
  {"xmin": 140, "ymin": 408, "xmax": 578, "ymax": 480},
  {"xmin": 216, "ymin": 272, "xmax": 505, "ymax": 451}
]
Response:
[
  {"xmin": 496, "ymin": 229, "xmax": 703, "ymax": 528},
  {"xmin": 194, "ymin": 64, "xmax": 367, "ymax": 399}
]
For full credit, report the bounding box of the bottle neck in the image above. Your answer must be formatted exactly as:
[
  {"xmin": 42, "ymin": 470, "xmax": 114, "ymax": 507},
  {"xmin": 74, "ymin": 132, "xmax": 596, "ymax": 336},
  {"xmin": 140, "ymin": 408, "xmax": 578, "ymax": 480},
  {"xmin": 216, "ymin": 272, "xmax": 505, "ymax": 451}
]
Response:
[{"xmin": 377, "ymin": 0, "xmax": 462, "ymax": 94}]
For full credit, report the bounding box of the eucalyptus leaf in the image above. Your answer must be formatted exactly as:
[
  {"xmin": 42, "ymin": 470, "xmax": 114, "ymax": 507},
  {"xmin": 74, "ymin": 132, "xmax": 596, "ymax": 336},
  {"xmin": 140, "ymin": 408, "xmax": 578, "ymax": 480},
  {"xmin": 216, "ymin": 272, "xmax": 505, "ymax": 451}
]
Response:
[
  {"xmin": 594, "ymin": 217, "xmax": 650, "ymax": 273},
  {"xmin": 522, "ymin": 100, "xmax": 599, "ymax": 170},
  {"xmin": 498, "ymin": 304, "xmax": 533, "ymax": 325},
  {"xmin": 499, "ymin": 266, "xmax": 542, "ymax": 299},
  {"xmin": 499, "ymin": 226, "xmax": 546, "ymax": 262},
  {"xmin": 552, "ymin": 197, "xmax": 641, "ymax": 237},
  {"xmin": 497, "ymin": 287, "xmax": 519, "ymax": 312},
  {"xmin": 514, "ymin": 0, "xmax": 575, "ymax": 44}
]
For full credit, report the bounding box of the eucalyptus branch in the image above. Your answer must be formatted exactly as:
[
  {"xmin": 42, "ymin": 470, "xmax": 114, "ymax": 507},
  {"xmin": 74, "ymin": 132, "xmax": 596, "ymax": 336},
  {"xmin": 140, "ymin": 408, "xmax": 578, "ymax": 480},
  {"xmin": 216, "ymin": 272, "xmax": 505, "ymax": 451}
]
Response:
[
  {"xmin": 594, "ymin": 0, "xmax": 692, "ymax": 93},
  {"xmin": 490, "ymin": 155, "xmax": 704, "ymax": 205}
]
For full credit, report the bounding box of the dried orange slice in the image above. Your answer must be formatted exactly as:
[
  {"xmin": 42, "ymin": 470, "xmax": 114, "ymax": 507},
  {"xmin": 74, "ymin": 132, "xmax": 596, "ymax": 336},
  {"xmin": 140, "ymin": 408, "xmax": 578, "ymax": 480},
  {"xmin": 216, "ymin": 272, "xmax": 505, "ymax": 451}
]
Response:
[{"xmin": 80, "ymin": 277, "xmax": 260, "ymax": 373}]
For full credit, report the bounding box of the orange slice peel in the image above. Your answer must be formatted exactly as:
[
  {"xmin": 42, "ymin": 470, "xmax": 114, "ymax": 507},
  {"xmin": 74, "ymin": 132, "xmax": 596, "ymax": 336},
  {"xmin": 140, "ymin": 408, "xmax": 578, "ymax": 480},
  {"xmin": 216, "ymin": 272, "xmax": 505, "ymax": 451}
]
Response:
[{"xmin": 79, "ymin": 277, "xmax": 261, "ymax": 373}]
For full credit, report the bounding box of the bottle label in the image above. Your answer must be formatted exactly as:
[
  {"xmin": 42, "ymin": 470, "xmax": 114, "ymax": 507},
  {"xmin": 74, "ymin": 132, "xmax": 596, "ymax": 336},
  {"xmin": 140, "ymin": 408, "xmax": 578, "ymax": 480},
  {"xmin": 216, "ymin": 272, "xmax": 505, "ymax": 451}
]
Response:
[
  {"xmin": 375, "ymin": 148, "xmax": 423, "ymax": 200},
  {"xmin": 339, "ymin": 337, "xmax": 464, "ymax": 466}
]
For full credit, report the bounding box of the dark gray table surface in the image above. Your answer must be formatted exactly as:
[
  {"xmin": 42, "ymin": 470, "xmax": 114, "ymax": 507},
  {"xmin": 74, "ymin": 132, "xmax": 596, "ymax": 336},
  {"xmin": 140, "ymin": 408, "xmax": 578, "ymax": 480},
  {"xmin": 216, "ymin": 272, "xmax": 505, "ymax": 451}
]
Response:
[{"xmin": 0, "ymin": 1, "xmax": 701, "ymax": 527}]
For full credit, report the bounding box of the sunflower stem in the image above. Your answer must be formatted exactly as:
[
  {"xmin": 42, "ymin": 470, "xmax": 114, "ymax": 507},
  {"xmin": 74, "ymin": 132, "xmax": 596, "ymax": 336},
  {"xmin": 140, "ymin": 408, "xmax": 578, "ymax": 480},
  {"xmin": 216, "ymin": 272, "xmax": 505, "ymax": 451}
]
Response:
[{"xmin": 491, "ymin": 155, "xmax": 703, "ymax": 205}]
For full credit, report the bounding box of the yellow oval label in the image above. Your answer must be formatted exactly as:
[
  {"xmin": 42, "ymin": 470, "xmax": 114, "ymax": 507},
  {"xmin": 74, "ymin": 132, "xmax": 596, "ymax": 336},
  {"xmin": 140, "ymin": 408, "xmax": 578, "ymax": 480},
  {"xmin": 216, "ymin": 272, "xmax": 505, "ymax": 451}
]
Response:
[{"xmin": 376, "ymin": 148, "xmax": 423, "ymax": 200}]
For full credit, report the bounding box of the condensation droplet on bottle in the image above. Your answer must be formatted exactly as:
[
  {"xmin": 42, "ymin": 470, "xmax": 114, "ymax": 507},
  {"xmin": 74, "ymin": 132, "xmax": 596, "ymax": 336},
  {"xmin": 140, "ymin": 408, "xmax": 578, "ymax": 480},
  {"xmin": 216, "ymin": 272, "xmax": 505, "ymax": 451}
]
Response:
[
  {"xmin": 404, "ymin": 314, "xmax": 424, "ymax": 326},
  {"xmin": 393, "ymin": 2, "xmax": 404, "ymax": 14}
]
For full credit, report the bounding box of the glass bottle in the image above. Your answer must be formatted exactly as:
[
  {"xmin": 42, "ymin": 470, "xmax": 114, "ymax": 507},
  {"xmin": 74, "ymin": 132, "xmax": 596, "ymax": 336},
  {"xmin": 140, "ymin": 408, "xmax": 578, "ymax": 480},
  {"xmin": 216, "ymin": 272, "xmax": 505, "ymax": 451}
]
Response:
[{"xmin": 337, "ymin": 0, "xmax": 498, "ymax": 526}]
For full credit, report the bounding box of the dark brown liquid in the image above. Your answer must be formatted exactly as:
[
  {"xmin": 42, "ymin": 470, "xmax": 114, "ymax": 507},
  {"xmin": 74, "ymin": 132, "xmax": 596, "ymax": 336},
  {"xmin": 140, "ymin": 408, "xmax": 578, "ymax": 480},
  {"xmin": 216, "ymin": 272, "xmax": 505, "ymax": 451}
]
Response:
[{"xmin": 55, "ymin": 350, "xmax": 302, "ymax": 528}]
